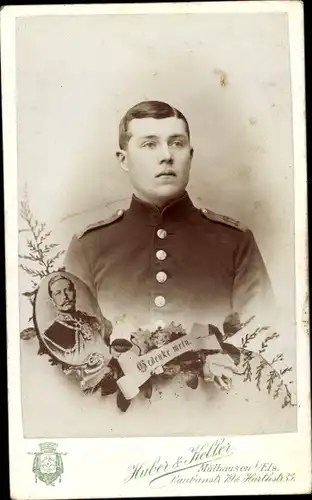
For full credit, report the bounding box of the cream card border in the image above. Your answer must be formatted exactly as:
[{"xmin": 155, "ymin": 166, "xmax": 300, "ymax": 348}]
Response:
[{"xmin": 2, "ymin": 1, "xmax": 310, "ymax": 498}]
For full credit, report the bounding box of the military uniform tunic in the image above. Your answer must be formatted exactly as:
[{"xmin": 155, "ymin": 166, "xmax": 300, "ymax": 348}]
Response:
[
  {"xmin": 64, "ymin": 192, "xmax": 272, "ymax": 337},
  {"xmin": 23, "ymin": 193, "xmax": 294, "ymax": 439},
  {"xmin": 42, "ymin": 310, "xmax": 108, "ymax": 365}
]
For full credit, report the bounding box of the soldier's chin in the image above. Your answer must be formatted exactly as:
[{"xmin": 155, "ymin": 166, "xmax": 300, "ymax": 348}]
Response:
[{"xmin": 154, "ymin": 183, "xmax": 183, "ymax": 200}]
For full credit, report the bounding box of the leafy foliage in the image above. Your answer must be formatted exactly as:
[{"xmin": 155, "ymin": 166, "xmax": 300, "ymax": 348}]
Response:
[
  {"xmin": 141, "ymin": 379, "xmax": 153, "ymax": 399},
  {"xmin": 239, "ymin": 324, "xmax": 296, "ymax": 409},
  {"xmin": 19, "ymin": 196, "xmax": 65, "ymax": 329},
  {"xmin": 117, "ymin": 389, "xmax": 131, "ymax": 412}
]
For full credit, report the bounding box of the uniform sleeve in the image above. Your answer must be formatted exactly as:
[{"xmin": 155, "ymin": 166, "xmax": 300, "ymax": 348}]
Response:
[
  {"xmin": 63, "ymin": 235, "xmax": 96, "ymax": 296},
  {"xmin": 232, "ymin": 229, "xmax": 274, "ymax": 322}
]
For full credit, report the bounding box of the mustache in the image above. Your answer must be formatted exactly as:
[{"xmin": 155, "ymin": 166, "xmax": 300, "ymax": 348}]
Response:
[
  {"xmin": 155, "ymin": 169, "xmax": 177, "ymax": 178},
  {"xmin": 60, "ymin": 300, "xmax": 74, "ymax": 306}
]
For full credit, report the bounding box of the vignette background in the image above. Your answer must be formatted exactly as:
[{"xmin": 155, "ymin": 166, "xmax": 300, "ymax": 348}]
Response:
[{"xmin": 16, "ymin": 12, "xmax": 297, "ymax": 437}]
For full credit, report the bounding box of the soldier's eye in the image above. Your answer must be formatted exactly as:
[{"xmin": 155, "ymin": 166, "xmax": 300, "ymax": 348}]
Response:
[
  {"xmin": 170, "ymin": 140, "xmax": 184, "ymax": 148},
  {"xmin": 142, "ymin": 141, "xmax": 157, "ymax": 149}
]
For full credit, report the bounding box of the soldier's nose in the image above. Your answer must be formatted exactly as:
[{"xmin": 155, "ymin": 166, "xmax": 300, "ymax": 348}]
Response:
[{"xmin": 159, "ymin": 145, "xmax": 173, "ymax": 164}]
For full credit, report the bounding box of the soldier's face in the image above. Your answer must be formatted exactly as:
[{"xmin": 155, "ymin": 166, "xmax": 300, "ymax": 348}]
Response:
[
  {"xmin": 50, "ymin": 278, "xmax": 76, "ymax": 313},
  {"xmin": 117, "ymin": 117, "xmax": 193, "ymax": 206}
]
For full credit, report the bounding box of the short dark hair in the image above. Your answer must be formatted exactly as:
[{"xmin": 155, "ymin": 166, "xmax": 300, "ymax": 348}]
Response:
[
  {"xmin": 118, "ymin": 100, "xmax": 190, "ymax": 150},
  {"xmin": 48, "ymin": 274, "xmax": 75, "ymax": 298}
]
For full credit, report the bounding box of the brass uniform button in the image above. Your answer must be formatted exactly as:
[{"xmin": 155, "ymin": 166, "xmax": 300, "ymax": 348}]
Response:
[
  {"xmin": 157, "ymin": 228, "xmax": 167, "ymax": 239},
  {"xmin": 154, "ymin": 296, "xmax": 166, "ymax": 308},
  {"xmin": 156, "ymin": 271, "xmax": 167, "ymax": 283},
  {"xmin": 156, "ymin": 250, "xmax": 167, "ymax": 261}
]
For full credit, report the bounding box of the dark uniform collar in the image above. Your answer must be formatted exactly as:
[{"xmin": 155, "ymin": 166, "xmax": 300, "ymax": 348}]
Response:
[{"xmin": 127, "ymin": 191, "xmax": 197, "ymax": 225}]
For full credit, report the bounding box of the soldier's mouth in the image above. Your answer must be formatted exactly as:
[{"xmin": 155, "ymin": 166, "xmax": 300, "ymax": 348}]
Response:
[{"xmin": 156, "ymin": 171, "xmax": 176, "ymax": 178}]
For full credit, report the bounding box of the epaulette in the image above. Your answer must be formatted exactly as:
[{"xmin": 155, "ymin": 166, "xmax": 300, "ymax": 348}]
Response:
[
  {"xmin": 200, "ymin": 208, "xmax": 248, "ymax": 232},
  {"xmin": 76, "ymin": 209, "xmax": 125, "ymax": 239},
  {"xmin": 77, "ymin": 310, "xmax": 97, "ymax": 320}
]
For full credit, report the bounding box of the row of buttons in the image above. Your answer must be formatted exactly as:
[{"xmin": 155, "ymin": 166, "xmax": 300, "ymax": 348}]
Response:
[{"xmin": 155, "ymin": 228, "xmax": 168, "ymax": 308}]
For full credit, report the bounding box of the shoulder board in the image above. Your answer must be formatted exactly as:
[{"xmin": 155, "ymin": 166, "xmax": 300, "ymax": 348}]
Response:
[
  {"xmin": 200, "ymin": 208, "xmax": 248, "ymax": 232},
  {"xmin": 76, "ymin": 209, "xmax": 125, "ymax": 239}
]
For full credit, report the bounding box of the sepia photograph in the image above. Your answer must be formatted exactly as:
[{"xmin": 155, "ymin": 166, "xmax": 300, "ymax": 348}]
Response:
[
  {"xmin": 3, "ymin": 2, "xmax": 310, "ymax": 498},
  {"xmin": 15, "ymin": 7, "xmax": 299, "ymax": 439}
]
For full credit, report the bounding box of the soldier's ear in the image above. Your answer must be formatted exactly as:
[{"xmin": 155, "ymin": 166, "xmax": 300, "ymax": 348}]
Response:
[{"xmin": 116, "ymin": 150, "xmax": 129, "ymax": 173}]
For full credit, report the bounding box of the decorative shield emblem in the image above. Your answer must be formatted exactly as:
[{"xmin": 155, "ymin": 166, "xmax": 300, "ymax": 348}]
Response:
[
  {"xmin": 40, "ymin": 453, "xmax": 57, "ymax": 474},
  {"xmin": 31, "ymin": 442, "xmax": 65, "ymax": 486}
]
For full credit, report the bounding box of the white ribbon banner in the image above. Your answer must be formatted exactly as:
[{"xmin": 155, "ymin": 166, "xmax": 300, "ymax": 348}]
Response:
[{"xmin": 117, "ymin": 323, "xmax": 222, "ymax": 400}]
